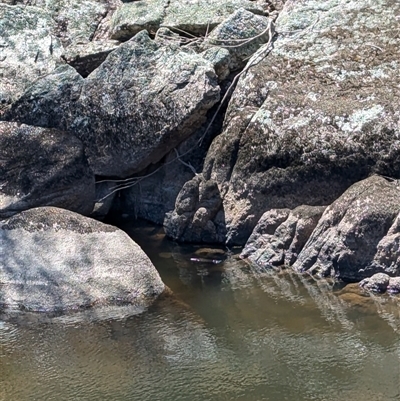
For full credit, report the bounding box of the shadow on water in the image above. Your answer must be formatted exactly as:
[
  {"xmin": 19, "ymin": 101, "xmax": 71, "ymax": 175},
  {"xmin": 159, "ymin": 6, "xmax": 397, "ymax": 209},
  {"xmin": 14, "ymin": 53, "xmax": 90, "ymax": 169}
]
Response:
[{"xmin": 2, "ymin": 219, "xmax": 400, "ymax": 401}]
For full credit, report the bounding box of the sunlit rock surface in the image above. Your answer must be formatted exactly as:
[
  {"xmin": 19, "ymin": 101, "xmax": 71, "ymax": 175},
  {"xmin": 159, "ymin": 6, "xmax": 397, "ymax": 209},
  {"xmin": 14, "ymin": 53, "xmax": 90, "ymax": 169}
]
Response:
[
  {"xmin": 6, "ymin": 31, "xmax": 220, "ymax": 177},
  {"xmin": 110, "ymin": 0, "xmax": 267, "ymax": 40},
  {"xmin": 0, "ymin": 4, "xmax": 63, "ymax": 104},
  {"xmin": 0, "ymin": 207, "xmax": 165, "ymax": 312},
  {"xmin": 165, "ymin": 0, "xmax": 400, "ymax": 245}
]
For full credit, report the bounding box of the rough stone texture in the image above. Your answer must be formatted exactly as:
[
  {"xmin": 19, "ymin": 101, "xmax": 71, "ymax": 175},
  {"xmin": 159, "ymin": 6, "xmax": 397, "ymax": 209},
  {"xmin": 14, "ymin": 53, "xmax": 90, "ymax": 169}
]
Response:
[
  {"xmin": 293, "ymin": 176, "xmax": 400, "ymax": 281},
  {"xmin": 0, "ymin": 207, "xmax": 165, "ymax": 312},
  {"xmin": 0, "ymin": 122, "xmax": 95, "ymax": 218},
  {"xmin": 370, "ymin": 213, "xmax": 400, "ymax": 276},
  {"xmin": 359, "ymin": 273, "xmax": 391, "ymax": 293},
  {"xmin": 61, "ymin": 40, "xmax": 120, "ymax": 77},
  {"xmin": 110, "ymin": 0, "xmax": 267, "ymax": 40},
  {"xmin": 387, "ymin": 277, "xmax": 400, "ymax": 294},
  {"xmin": 0, "ymin": 4, "xmax": 63, "ymax": 105},
  {"xmin": 9, "ymin": 0, "xmax": 108, "ymax": 46},
  {"xmin": 241, "ymin": 205, "xmax": 325, "ymax": 268},
  {"xmin": 166, "ymin": 0, "xmax": 400, "ymax": 246},
  {"xmin": 5, "ymin": 31, "xmax": 220, "ymax": 177},
  {"xmin": 164, "ymin": 175, "xmax": 226, "ymax": 243},
  {"xmin": 4, "ymin": 65, "xmax": 84, "ymax": 128},
  {"xmin": 201, "ymin": 8, "xmax": 272, "ymax": 71},
  {"xmin": 201, "ymin": 47, "xmax": 231, "ymax": 82}
]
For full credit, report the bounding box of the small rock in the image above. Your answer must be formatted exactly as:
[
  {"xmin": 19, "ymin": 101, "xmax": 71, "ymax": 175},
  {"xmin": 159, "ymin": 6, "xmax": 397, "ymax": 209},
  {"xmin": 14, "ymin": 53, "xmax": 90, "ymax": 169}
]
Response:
[{"xmin": 359, "ymin": 273, "xmax": 391, "ymax": 293}]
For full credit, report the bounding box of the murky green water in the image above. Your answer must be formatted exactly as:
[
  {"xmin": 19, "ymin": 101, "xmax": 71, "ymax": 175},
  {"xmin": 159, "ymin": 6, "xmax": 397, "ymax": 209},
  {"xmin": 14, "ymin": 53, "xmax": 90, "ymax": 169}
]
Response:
[{"xmin": 1, "ymin": 222, "xmax": 400, "ymax": 401}]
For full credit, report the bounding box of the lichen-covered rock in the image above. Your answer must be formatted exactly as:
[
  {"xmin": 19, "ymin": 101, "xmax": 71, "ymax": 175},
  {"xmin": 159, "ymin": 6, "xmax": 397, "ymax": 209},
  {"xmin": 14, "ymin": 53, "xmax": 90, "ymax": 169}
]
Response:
[
  {"xmin": 241, "ymin": 205, "xmax": 325, "ymax": 268},
  {"xmin": 201, "ymin": 8, "xmax": 272, "ymax": 71},
  {"xmin": 293, "ymin": 176, "xmax": 400, "ymax": 281},
  {"xmin": 4, "ymin": 65, "xmax": 84, "ymax": 128},
  {"xmin": 171, "ymin": 0, "xmax": 400, "ymax": 246},
  {"xmin": 0, "ymin": 4, "xmax": 63, "ymax": 105},
  {"xmin": 110, "ymin": 0, "xmax": 266, "ymax": 40},
  {"xmin": 61, "ymin": 40, "xmax": 120, "ymax": 77},
  {"xmin": 0, "ymin": 207, "xmax": 165, "ymax": 312},
  {"xmin": 200, "ymin": 47, "xmax": 231, "ymax": 81},
  {"xmin": 0, "ymin": 122, "xmax": 95, "ymax": 218},
  {"xmin": 369, "ymin": 213, "xmax": 400, "ymax": 276},
  {"xmin": 6, "ymin": 31, "xmax": 220, "ymax": 177},
  {"xmin": 10, "ymin": 0, "xmax": 108, "ymax": 46}
]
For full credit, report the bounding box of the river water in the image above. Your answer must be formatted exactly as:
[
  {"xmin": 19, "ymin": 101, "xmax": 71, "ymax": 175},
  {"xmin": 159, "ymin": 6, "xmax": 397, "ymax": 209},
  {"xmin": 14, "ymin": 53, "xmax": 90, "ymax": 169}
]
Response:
[{"xmin": 1, "ymin": 222, "xmax": 400, "ymax": 401}]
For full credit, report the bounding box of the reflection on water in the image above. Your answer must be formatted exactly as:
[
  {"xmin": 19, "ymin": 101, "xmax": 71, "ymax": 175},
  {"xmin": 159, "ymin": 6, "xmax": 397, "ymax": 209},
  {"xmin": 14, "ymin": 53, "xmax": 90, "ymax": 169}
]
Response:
[{"xmin": 1, "ymin": 222, "xmax": 400, "ymax": 401}]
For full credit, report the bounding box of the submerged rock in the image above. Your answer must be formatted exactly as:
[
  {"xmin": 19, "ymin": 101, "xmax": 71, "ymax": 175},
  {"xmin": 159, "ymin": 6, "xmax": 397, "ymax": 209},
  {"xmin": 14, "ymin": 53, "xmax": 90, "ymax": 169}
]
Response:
[
  {"xmin": 6, "ymin": 31, "xmax": 220, "ymax": 177},
  {"xmin": 0, "ymin": 122, "xmax": 95, "ymax": 218},
  {"xmin": 293, "ymin": 176, "xmax": 400, "ymax": 281},
  {"xmin": 0, "ymin": 207, "xmax": 165, "ymax": 312}
]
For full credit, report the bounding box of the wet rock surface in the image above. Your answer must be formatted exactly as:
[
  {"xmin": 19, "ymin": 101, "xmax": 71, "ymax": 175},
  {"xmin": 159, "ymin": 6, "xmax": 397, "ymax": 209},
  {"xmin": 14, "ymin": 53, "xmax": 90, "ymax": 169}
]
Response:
[
  {"xmin": 0, "ymin": 207, "xmax": 165, "ymax": 312},
  {"xmin": 0, "ymin": 122, "xmax": 95, "ymax": 218}
]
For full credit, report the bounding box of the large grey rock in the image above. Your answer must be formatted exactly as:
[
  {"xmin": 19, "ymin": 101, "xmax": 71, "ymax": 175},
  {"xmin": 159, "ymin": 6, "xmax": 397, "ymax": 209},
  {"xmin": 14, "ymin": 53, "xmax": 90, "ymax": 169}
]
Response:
[
  {"xmin": 241, "ymin": 205, "xmax": 325, "ymax": 268},
  {"xmin": 110, "ymin": 0, "xmax": 266, "ymax": 40},
  {"xmin": 0, "ymin": 122, "xmax": 95, "ymax": 218},
  {"xmin": 293, "ymin": 176, "xmax": 400, "ymax": 281},
  {"xmin": 0, "ymin": 4, "xmax": 63, "ymax": 105},
  {"xmin": 166, "ymin": 0, "xmax": 400, "ymax": 245},
  {"xmin": 6, "ymin": 31, "xmax": 220, "ymax": 177},
  {"xmin": 0, "ymin": 207, "xmax": 165, "ymax": 312}
]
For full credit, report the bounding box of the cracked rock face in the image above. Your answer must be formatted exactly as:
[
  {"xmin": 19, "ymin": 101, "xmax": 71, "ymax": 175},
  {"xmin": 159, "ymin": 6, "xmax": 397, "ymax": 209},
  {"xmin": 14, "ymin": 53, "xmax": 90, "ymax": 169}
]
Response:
[
  {"xmin": 6, "ymin": 31, "xmax": 220, "ymax": 177},
  {"xmin": 0, "ymin": 122, "xmax": 95, "ymax": 218},
  {"xmin": 0, "ymin": 207, "xmax": 165, "ymax": 312},
  {"xmin": 293, "ymin": 176, "xmax": 400, "ymax": 281},
  {"xmin": 167, "ymin": 0, "xmax": 400, "ymax": 246},
  {"xmin": 110, "ymin": 0, "xmax": 267, "ymax": 40},
  {"xmin": 241, "ymin": 205, "xmax": 326, "ymax": 269}
]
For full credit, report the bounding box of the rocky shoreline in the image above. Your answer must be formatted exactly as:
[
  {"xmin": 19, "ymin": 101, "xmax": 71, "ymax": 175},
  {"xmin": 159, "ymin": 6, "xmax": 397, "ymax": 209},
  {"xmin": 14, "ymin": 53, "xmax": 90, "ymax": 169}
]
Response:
[{"xmin": 1, "ymin": 0, "xmax": 400, "ymax": 312}]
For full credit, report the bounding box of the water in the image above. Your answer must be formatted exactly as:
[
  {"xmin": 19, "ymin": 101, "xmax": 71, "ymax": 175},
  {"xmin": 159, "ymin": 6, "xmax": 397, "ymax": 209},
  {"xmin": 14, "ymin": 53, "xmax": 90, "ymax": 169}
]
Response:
[{"xmin": 1, "ymin": 222, "xmax": 400, "ymax": 401}]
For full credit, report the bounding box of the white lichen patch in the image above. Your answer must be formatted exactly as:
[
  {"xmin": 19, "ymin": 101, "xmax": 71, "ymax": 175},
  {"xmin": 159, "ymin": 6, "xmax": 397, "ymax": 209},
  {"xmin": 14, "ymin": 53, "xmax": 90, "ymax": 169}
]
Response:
[{"xmin": 336, "ymin": 105, "xmax": 385, "ymax": 132}]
